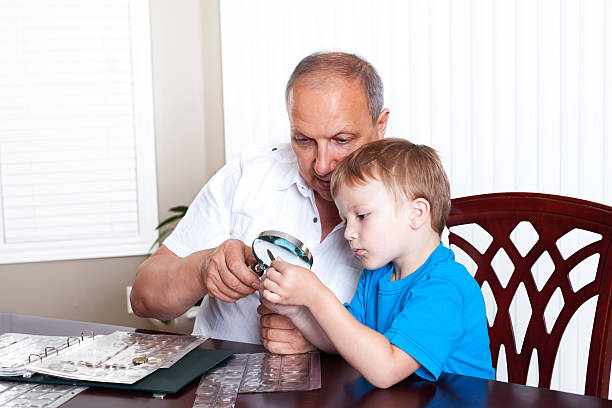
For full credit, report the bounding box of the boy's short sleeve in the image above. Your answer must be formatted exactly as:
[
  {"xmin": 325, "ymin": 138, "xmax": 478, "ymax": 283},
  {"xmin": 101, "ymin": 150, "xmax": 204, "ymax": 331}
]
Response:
[
  {"xmin": 384, "ymin": 277, "xmax": 465, "ymax": 381},
  {"xmin": 344, "ymin": 270, "xmax": 368, "ymax": 324}
]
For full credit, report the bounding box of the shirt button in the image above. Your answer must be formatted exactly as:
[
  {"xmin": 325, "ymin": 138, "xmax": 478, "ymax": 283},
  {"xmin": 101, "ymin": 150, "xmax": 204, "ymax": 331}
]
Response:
[{"xmin": 313, "ymin": 217, "xmax": 318, "ymax": 223}]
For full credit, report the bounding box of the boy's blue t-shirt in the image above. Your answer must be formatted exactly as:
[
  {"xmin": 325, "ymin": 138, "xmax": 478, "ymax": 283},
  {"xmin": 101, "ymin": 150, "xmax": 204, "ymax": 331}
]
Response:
[{"xmin": 345, "ymin": 243, "xmax": 495, "ymax": 381}]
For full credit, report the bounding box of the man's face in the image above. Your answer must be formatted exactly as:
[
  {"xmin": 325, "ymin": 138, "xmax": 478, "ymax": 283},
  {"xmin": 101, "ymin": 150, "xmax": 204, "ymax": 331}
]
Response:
[{"xmin": 288, "ymin": 78, "xmax": 388, "ymax": 202}]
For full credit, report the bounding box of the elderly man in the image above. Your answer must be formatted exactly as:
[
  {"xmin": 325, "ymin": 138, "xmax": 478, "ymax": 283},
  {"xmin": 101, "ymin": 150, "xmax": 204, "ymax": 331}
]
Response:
[{"xmin": 130, "ymin": 52, "xmax": 390, "ymax": 354}]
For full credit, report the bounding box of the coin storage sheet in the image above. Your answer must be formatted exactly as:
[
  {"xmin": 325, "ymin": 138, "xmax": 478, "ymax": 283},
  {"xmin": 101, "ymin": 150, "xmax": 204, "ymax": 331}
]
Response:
[
  {"xmin": 193, "ymin": 352, "xmax": 320, "ymax": 408},
  {"xmin": 27, "ymin": 332, "xmax": 206, "ymax": 384},
  {"xmin": 0, "ymin": 334, "xmax": 73, "ymax": 377},
  {"xmin": 0, "ymin": 381, "xmax": 87, "ymax": 408}
]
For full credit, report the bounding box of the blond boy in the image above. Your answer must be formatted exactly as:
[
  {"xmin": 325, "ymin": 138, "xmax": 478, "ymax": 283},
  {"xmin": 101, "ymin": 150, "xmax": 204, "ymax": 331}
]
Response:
[{"xmin": 261, "ymin": 138, "xmax": 494, "ymax": 388}]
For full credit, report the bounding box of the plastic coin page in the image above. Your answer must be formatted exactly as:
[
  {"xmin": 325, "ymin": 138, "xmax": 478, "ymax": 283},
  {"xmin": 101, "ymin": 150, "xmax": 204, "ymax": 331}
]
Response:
[
  {"xmin": 192, "ymin": 354, "xmax": 246, "ymax": 408},
  {"xmin": 0, "ymin": 381, "xmax": 87, "ymax": 408},
  {"xmin": 0, "ymin": 334, "xmax": 74, "ymax": 377},
  {"xmin": 26, "ymin": 332, "xmax": 206, "ymax": 384},
  {"xmin": 193, "ymin": 352, "xmax": 321, "ymax": 407}
]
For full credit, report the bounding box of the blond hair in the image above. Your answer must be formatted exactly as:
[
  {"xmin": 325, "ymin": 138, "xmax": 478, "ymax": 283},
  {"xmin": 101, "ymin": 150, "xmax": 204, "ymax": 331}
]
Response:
[{"xmin": 331, "ymin": 138, "xmax": 451, "ymax": 234}]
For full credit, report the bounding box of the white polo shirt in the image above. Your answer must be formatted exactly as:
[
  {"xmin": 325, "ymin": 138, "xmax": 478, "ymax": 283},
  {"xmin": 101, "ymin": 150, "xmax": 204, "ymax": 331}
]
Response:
[{"xmin": 163, "ymin": 143, "xmax": 362, "ymax": 344}]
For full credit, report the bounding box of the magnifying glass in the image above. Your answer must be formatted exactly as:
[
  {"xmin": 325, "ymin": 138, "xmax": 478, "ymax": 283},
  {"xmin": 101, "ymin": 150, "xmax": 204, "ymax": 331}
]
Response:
[{"xmin": 250, "ymin": 230, "xmax": 313, "ymax": 276}]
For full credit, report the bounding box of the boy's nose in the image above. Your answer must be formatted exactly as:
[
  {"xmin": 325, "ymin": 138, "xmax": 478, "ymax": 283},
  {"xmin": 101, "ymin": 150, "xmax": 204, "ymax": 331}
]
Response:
[{"xmin": 344, "ymin": 226, "xmax": 358, "ymax": 241}]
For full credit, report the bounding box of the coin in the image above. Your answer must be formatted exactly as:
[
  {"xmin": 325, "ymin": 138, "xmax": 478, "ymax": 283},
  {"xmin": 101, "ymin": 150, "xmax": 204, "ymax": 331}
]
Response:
[{"xmin": 132, "ymin": 356, "xmax": 148, "ymax": 365}]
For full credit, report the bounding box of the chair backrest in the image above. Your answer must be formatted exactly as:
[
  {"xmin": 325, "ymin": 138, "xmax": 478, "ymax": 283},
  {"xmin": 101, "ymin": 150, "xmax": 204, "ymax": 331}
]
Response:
[{"xmin": 446, "ymin": 192, "xmax": 612, "ymax": 398}]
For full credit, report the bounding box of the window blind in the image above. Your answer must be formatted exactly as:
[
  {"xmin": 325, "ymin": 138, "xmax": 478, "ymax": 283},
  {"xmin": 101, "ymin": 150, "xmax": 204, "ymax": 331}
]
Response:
[{"xmin": 0, "ymin": 0, "xmax": 157, "ymax": 263}]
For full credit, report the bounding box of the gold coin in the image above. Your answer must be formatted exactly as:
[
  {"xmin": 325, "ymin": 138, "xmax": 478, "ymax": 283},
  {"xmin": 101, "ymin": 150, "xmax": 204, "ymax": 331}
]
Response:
[{"xmin": 132, "ymin": 356, "xmax": 148, "ymax": 365}]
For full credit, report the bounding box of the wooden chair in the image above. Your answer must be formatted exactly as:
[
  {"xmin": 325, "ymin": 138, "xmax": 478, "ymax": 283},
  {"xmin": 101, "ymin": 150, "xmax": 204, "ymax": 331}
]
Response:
[{"xmin": 446, "ymin": 192, "xmax": 612, "ymax": 398}]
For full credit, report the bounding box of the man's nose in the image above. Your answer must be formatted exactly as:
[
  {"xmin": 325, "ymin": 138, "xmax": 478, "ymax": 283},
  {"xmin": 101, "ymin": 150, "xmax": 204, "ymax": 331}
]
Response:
[{"xmin": 314, "ymin": 145, "xmax": 336, "ymax": 176}]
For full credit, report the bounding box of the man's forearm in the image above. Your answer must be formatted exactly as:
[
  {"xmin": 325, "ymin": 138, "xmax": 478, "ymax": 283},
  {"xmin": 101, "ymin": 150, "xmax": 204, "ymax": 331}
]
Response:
[{"xmin": 130, "ymin": 246, "xmax": 211, "ymax": 320}]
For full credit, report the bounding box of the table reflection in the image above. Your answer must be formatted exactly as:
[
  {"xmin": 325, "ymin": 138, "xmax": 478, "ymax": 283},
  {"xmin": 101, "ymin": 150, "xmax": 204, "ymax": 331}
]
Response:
[{"xmin": 346, "ymin": 372, "xmax": 488, "ymax": 408}]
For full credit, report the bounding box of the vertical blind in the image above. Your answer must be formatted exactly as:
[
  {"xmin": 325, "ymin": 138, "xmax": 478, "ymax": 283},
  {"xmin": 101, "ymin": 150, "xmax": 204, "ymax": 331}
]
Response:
[
  {"xmin": 0, "ymin": 0, "xmax": 157, "ymax": 263},
  {"xmin": 220, "ymin": 0, "xmax": 612, "ymax": 396}
]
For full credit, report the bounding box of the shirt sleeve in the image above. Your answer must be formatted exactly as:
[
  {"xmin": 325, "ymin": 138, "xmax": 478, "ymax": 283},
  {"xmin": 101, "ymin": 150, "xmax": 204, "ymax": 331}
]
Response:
[
  {"xmin": 163, "ymin": 158, "xmax": 242, "ymax": 257},
  {"xmin": 344, "ymin": 269, "xmax": 368, "ymax": 324},
  {"xmin": 384, "ymin": 277, "xmax": 465, "ymax": 381}
]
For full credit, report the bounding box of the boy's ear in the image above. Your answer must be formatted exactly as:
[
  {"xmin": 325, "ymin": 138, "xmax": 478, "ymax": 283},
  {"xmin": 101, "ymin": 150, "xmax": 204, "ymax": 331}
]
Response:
[{"xmin": 409, "ymin": 198, "xmax": 431, "ymax": 229}]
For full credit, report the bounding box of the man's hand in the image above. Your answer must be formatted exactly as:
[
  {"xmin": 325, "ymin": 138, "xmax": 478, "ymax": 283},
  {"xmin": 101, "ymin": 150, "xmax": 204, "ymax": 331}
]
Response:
[
  {"xmin": 258, "ymin": 303, "xmax": 316, "ymax": 354},
  {"xmin": 201, "ymin": 239, "xmax": 259, "ymax": 303}
]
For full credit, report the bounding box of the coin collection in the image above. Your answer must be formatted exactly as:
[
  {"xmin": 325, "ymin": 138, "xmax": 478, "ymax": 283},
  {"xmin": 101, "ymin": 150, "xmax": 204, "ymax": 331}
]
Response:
[
  {"xmin": 30, "ymin": 332, "xmax": 206, "ymax": 384},
  {"xmin": 0, "ymin": 331, "xmax": 206, "ymax": 385},
  {"xmin": 0, "ymin": 334, "xmax": 73, "ymax": 377},
  {"xmin": 0, "ymin": 381, "xmax": 86, "ymax": 408},
  {"xmin": 192, "ymin": 352, "xmax": 320, "ymax": 408}
]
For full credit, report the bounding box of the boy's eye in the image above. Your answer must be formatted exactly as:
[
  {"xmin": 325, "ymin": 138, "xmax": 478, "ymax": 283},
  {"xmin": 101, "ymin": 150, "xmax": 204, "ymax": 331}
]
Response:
[{"xmin": 357, "ymin": 213, "xmax": 369, "ymax": 220}]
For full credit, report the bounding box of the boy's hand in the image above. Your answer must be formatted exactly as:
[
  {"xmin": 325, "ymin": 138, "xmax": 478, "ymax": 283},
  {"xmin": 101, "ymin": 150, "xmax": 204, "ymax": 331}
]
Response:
[
  {"xmin": 258, "ymin": 294, "xmax": 301, "ymax": 318},
  {"xmin": 260, "ymin": 258, "xmax": 322, "ymax": 307}
]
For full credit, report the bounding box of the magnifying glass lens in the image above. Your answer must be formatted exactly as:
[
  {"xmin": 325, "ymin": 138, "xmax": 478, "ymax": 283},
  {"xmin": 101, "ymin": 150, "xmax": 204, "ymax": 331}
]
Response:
[{"xmin": 250, "ymin": 231, "xmax": 313, "ymax": 276}]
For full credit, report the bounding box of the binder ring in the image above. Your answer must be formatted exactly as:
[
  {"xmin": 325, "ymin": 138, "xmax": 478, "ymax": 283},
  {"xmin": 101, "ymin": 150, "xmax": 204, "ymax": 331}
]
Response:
[
  {"xmin": 44, "ymin": 346, "xmax": 58, "ymax": 357},
  {"xmin": 28, "ymin": 353, "xmax": 43, "ymax": 363},
  {"xmin": 67, "ymin": 336, "xmax": 81, "ymax": 347},
  {"xmin": 81, "ymin": 331, "xmax": 95, "ymax": 341}
]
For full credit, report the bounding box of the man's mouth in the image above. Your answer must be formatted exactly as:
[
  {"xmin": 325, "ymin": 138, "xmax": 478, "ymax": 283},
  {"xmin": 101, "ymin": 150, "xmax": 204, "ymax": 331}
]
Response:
[{"xmin": 315, "ymin": 178, "xmax": 331, "ymax": 191}]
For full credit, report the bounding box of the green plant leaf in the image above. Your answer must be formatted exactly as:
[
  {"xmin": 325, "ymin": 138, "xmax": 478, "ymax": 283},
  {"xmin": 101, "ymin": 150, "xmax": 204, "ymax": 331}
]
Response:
[
  {"xmin": 169, "ymin": 205, "xmax": 188, "ymax": 213},
  {"xmin": 149, "ymin": 229, "xmax": 172, "ymax": 252},
  {"xmin": 149, "ymin": 205, "xmax": 189, "ymax": 253},
  {"xmin": 154, "ymin": 214, "xmax": 184, "ymax": 230}
]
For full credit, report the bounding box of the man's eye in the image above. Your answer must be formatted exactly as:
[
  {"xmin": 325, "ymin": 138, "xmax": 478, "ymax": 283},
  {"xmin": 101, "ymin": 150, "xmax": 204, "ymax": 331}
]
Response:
[
  {"xmin": 335, "ymin": 137, "xmax": 350, "ymax": 144},
  {"xmin": 294, "ymin": 136, "xmax": 310, "ymax": 144}
]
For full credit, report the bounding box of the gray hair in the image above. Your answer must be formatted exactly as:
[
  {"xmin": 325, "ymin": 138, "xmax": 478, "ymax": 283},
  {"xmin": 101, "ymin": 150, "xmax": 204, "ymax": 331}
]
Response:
[{"xmin": 285, "ymin": 52, "xmax": 384, "ymax": 124}]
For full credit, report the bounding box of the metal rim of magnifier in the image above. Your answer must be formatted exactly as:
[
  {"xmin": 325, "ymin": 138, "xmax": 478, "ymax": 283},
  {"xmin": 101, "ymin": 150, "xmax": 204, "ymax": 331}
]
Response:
[{"xmin": 251, "ymin": 230, "xmax": 313, "ymax": 270}]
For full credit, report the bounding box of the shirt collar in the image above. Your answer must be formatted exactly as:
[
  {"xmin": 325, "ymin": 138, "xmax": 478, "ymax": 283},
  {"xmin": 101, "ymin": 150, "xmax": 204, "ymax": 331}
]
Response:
[{"xmin": 266, "ymin": 146, "xmax": 312, "ymax": 198}]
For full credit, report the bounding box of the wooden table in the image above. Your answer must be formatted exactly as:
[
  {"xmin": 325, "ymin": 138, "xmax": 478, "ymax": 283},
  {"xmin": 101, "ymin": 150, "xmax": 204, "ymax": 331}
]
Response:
[{"xmin": 1, "ymin": 313, "xmax": 611, "ymax": 407}]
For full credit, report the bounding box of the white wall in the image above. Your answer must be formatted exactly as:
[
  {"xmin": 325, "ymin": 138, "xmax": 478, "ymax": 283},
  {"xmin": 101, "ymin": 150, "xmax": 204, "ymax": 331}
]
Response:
[{"xmin": 219, "ymin": 0, "xmax": 612, "ymax": 396}]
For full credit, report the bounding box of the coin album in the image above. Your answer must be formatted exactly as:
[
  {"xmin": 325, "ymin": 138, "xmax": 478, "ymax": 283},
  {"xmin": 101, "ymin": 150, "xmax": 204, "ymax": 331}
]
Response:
[{"xmin": 0, "ymin": 331, "xmax": 206, "ymax": 384}]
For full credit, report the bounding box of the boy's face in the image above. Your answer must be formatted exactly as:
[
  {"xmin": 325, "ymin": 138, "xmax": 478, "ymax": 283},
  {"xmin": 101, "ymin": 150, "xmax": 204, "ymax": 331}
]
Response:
[{"xmin": 335, "ymin": 179, "xmax": 415, "ymax": 270}]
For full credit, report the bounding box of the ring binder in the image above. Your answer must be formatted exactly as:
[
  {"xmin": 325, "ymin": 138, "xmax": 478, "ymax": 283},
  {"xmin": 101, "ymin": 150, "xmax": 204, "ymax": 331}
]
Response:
[
  {"xmin": 28, "ymin": 354, "xmax": 42, "ymax": 363},
  {"xmin": 0, "ymin": 332, "xmax": 96, "ymax": 377},
  {"xmin": 1, "ymin": 331, "xmax": 208, "ymax": 385},
  {"xmin": 44, "ymin": 346, "xmax": 58, "ymax": 357},
  {"xmin": 66, "ymin": 336, "xmax": 80, "ymax": 347},
  {"xmin": 80, "ymin": 331, "xmax": 94, "ymax": 341}
]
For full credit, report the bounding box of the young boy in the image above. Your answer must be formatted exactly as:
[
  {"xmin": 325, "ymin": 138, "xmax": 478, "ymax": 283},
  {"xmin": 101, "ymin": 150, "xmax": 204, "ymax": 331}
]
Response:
[{"xmin": 260, "ymin": 138, "xmax": 495, "ymax": 388}]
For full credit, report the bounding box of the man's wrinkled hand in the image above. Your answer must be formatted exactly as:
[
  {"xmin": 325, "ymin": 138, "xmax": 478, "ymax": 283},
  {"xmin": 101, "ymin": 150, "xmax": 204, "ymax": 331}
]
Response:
[
  {"xmin": 202, "ymin": 239, "xmax": 259, "ymax": 303},
  {"xmin": 258, "ymin": 304, "xmax": 316, "ymax": 354}
]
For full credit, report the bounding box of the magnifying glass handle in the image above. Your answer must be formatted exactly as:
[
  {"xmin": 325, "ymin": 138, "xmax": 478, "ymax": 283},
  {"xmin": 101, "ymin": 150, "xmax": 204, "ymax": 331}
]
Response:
[{"xmin": 250, "ymin": 262, "xmax": 266, "ymax": 277}]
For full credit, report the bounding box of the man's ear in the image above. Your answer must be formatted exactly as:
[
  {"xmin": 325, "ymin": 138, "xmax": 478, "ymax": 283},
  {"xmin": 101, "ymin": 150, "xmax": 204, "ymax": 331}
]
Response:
[
  {"xmin": 376, "ymin": 108, "xmax": 390, "ymax": 138},
  {"xmin": 409, "ymin": 198, "xmax": 431, "ymax": 229}
]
